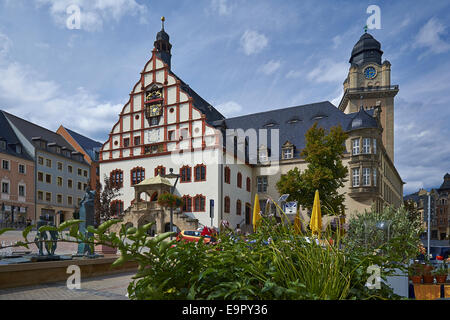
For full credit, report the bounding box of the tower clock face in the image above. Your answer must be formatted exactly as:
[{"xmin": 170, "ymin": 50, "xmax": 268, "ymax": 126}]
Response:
[{"xmin": 364, "ymin": 66, "xmax": 377, "ymax": 79}]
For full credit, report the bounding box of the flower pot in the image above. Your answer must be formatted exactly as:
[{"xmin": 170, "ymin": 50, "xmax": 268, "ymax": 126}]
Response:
[
  {"xmin": 435, "ymin": 275, "xmax": 447, "ymax": 284},
  {"xmin": 411, "ymin": 275, "xmax": 422, "ymax": 284},
  {"xmin": 423, "ymin": 265, "xmax": 434, "ymax": 275},
  {"xmin": 423, "ymin": 274, "xmax": 434, "ymax": 284}
]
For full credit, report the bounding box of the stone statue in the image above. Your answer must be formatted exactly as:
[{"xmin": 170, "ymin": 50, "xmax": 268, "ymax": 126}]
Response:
[
  {"xmin": 77, "ymin": 186, "xmax": 96, "ymax": 255},
  {"xmin": 34, "ymin": 217, "xmax": 48, "ymax": 256},
  {"xmin": 33, "ymin": 216, "xmax": 59, "ymax": 256}
]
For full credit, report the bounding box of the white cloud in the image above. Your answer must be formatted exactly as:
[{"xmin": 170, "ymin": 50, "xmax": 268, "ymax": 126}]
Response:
[
  {"xmin": 210, "ymin": 0, "xmax": 232, "ymax": 16},
  {"xmin": 413, "ymin": 17, "xmax": 450, "ymax": 57},
  {"xmin": 0, "ymin": 35, "xmax": 122, "ymax": 141},
  {"xmin": 240, "ymin": 30, "xmax": 268, "ymax": 55},
  {"xmin": 286, "ymin": 70, "xmax": 303, "ymax": 79},
  {"xmin": 307, "ymin": 59, "xmax": 348, "ymax": 83},
  {"xmin": 35, "ymin": 0, "xmax": 148, "ymax": 32},
  {"xmin": 0, "ymin": 32, "xmax": 12, "ymax": 58},
  {"xmin": 259, "ymin": 60, "xmax": 281, "ymax": 75},
  {"xmin": 217, "ymin": 101, "xmax": 243, "ymax": 117}
]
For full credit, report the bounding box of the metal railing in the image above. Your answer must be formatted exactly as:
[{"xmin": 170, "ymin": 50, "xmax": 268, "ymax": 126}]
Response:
[{"xmin": 345, "ymin": 85, "xmax": 399, "ymax": 94}]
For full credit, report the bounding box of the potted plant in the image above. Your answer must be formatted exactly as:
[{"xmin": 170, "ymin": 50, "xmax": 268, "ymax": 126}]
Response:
[
  {"xmin": 409, "ymin": 264, "xmax": 423, "ymax": 284},
  {"xmin": 422, "ymin": 261, "xmax": 435, "ymax": 284},
  {"xmin": 433, "ymin": 256, "xmax": 448, "ymax": 284}
]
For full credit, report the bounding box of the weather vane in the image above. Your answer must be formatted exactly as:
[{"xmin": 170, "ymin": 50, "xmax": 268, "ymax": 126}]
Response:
[{"xmin": 161, "ymin": 16, "xmax": 165, "ymax": 30}]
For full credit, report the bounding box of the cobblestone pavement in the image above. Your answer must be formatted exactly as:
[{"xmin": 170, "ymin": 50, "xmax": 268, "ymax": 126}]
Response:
[{"xmin": 0, "ymin": 272, "xmax": 135, "ymax": 300}]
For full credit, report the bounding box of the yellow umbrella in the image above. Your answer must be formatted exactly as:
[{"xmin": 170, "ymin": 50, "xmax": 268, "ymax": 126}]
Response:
[
  {"xmin": 309, "ymin": 190, "xmax": 322, "ymax": 238},
  {"xmin": 252, "ymin": 193, "xmax": 262, "ymax": 232},
  {"xmin": 294, "ymin": 206, "xmax": 302, "ymax": 235}
]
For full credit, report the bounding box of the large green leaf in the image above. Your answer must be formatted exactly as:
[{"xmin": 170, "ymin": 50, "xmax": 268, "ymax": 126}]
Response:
[
  {"xmin": 22, "ymin": 225, "xmax": 34, "ymax": 240},
  {"xmin": 38, "ymin": 225, "xmax": 58, "ymax": 233},
  {"xmin": 57, "ymin": 219, "xmax": 83, "ymax": 232}
]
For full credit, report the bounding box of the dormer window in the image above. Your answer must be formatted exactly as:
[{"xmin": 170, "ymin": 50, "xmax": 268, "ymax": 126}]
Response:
[
  {"xmin": 311, "ymin": 115, "xmax": 327, "ymax": 121},
  {"xmin": 258, "ymin": 145, "xmax": 269, "ymax": 163},
  {"xmin": 287, "ymin": 118, "xmax": 301, "ymax": 124},
  {"xmin": 0, "ymin": 140, "xmax": 6, "ymax": 150},
  {"xmin": 281, "ymin": 141, "xmax": 295, "ymax": 160},
  {"xmin": 15, "ymin": 144, "xmax": 22, "ymax": 154},
  {"xmin": 264, "ymin": 121, "xmax": 278, "ymax": 128}
]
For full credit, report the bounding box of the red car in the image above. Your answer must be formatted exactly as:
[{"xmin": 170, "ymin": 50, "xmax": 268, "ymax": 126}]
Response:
[{"xmin": 176, "ymin": 230, "xmax": 216, "ymax": 244}]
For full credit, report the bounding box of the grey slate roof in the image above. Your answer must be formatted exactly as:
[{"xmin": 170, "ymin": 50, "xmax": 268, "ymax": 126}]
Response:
[
  {"xmin": 63, "ymin": 127, "xmax": 102, "ymax": 162},
  {"xmin": 170, "ymin": 72, "xmax": 225, "ymax": 125},
  {"xmin": 1, "ymin": 111, "xmax": 87, "ymax": 164},
  {"xmin": 349, "ymin": 33, "xmax": 383, "ymax": 66},
  {"xmin": 219, "ymin": 101, "xmax": 356, "ymax": 159},
  {"xmin": 0, "ymin": 111, "xmax": 33, "ymax": 161},
  {"xmin": 438, "ymin": 173, "xmax": 450, "ymax": 192},
  {"xmin": 346, "ymin": 107, "xmax": 379, "ymax": 131}
]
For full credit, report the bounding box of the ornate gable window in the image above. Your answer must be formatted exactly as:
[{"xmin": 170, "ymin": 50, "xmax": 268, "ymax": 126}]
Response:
[
  {"xmin": 131, "ymin": 167, "xmax": 145, "ymax": 185},
  {"xmin": 110, "ymin": 169, "xmax": 123, "ymax": 188},
  {"xmin": 180, "ymin": 166, "xmax": 191, "ymax": 183},
  {"xmin": 193, "ymin": 194, "xmax": 206, "ymax": 212},
  {"xmin": 194, "ymin": 164, "xmax": 206, "ymax": 182},
  {"xmin": 155, "ymin": 165, "xmax": 166, "ymax": 177},
  {"xmin": 182, "ymin": 195, "xmax": 192, "ymax": 212},
  {"xmin": 144, "ymin": 85, "xmax": 163, "ymax": 126},
  {"xmin": 282, "ymin": 141, "xmax": 294, "ymax": 160},
  {"xmin": 224, "ymin": 166, "xmax": 231, "ymax": 184}
]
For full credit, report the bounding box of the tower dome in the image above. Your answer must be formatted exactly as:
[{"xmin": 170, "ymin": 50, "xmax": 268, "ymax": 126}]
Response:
[
  {"xmin": 154, "ymin": 16, "xmax": 172, "ymax": 68},
  {"xmin": 349, "ymin": 32, "xmax": 383, "ymax": 66}
]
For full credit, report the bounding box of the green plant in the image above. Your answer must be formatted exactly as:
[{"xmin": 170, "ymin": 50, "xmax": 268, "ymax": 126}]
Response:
[
  {"xmin": 345, "ymin": 205, "xmax": 424, "ymax": 264},
  {"xmin": 433, "ymin": 264, "xmax": 448, "ymax": 276},
  {"xmin": 157, "ymin": 193, "xmax": 183, "ymax": 209},
  {"xmin": 276, "ymin": 123, "xmax": 348, "ymax": 216},
  {"xmin": 408, "ymin": 264, "xmax": 423, "ymax": 277}
]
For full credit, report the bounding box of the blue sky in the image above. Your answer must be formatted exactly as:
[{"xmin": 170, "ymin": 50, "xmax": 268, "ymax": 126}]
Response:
[{"xmin": 0, "ymin": 0, "xmax": 449, "ymax": 195}]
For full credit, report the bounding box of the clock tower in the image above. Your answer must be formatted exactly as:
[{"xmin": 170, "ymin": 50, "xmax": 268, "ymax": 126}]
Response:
[{"xmin": 338, "ymin": 32, "xmax": 398, "ymax": 162}]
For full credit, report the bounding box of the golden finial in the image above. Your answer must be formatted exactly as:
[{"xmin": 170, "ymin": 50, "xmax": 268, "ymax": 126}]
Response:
[{"xmin": 161, "ymin": 16, "xmax": 165, "ymax": 30}]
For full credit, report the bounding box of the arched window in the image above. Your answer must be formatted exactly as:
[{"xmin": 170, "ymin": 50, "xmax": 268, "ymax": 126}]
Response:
[
  {"xmin": 180, "ymin": 166, "xmax": 191, "ymax": 183},
  {"xmin": 150, "ymin": 192, "xmax": 158, "ymax": 202},
  {"xmin": 110, "ymin": 169, "xmax": 123, "ymax": 188},
  {"xmin": 246, "ymin": 177, "xmax": 251, "ymax": 192},
  {"xmin": 193, "ymin": 194, "xmax": 206, "ymax": 212},
  {"xmin": 182, "ymin": 195, "xmax": 192, "ymax": 212},
  {"xmin": 237, "ymin": 172, "xmax": 242, "ymax": 188},
  {"xmin": 224, "ymin": 166, "xmax": 231, "ymax": 184},
  {"xmin": 224, "ymin": 196, "xmax": 230, "ymax": 213},
  {"xmin": 236, "ymin": 200, "xmax": 242, "ymax": 216},
  {"xmin": 110, "ymin": 200, "xmax": 124, "ymax": 216},
  {"xmin": 155, "ymin": 165, "xmax": 166, "ymax": 177},
  {"xmin": 130, "ymin": 167, "xmax": 145, "ymax": 185},
  {"xmin": 194, "ymin": 164, "xmax": 206, "ymax": 182}
]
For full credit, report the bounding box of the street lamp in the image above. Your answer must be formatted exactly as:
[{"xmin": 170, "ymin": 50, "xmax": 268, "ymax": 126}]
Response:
[{"xmin": 161, "ymin": 168, "xmax": 180, "ymax": 238}]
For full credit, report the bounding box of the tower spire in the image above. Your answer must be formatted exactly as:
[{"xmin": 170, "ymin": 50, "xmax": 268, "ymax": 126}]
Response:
[{"xmin": 154, "ymin": 16, "xmax": 172, "ymax": 68}]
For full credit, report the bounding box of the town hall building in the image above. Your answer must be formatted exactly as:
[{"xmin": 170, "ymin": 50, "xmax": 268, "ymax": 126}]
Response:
[{"xmin": 99, "ymin": 19, "xmax": 403, "ymax": 232}]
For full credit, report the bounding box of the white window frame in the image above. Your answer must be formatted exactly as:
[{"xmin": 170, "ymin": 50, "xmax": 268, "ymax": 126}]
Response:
[
  {"xmin": 362, "ymin": 138, "xmax": 371, "ymax": 154},
  {"xmin": 18, "ymin": 163, "xmax": 26, "ymax": 174},
  {"xmin": 1, "ymin": 181, "xmax": 9, "ymax": 194},
  {"xmin": 257, "ymin": 176, "xmax": 268, "ymax": 193},
  {"xmin": 282, "ymin": 148, "xmax": 293, "ymax": 159},
  {"xmin": 2, "ymin": 159, "xmax": 10, "ymax": 171},
  {"xmin": 352, "ymin": 168, "xmax": 360, "ymax": 187},
  {"xmin": 363, "ymin": 168, "xmax": 371, "ymax": 186},
  {"xmin": 352, "ymin": 139, "xmax": 360, "ymax": 155},
  {"xmin": 18, "ymin": 184, "xmax": 26, "ymax": 197}
]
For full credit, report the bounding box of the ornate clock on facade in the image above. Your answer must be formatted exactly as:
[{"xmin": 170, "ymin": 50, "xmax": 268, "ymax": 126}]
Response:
[
  {"xmin": 144, "ymin": 86, "xmax": 163, "ymax": 126},
  {"xmin": 364, "ymin": 66, "xmax": 377, "ymax": 79}
]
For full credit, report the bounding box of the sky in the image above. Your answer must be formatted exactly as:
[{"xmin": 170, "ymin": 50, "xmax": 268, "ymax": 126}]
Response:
[{"xmin": 0, "ymin": 0, "xmax": 449, "ymax": 195}]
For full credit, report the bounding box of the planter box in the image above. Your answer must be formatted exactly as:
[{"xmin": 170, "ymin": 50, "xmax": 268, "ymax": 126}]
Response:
[
  {"xmin": 414, "ymin": 284, "xmax": 441, "ymax": 300},
  {"xmin": 95, "ymin": 244, "xmax": 117, "ymax": 254}
]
